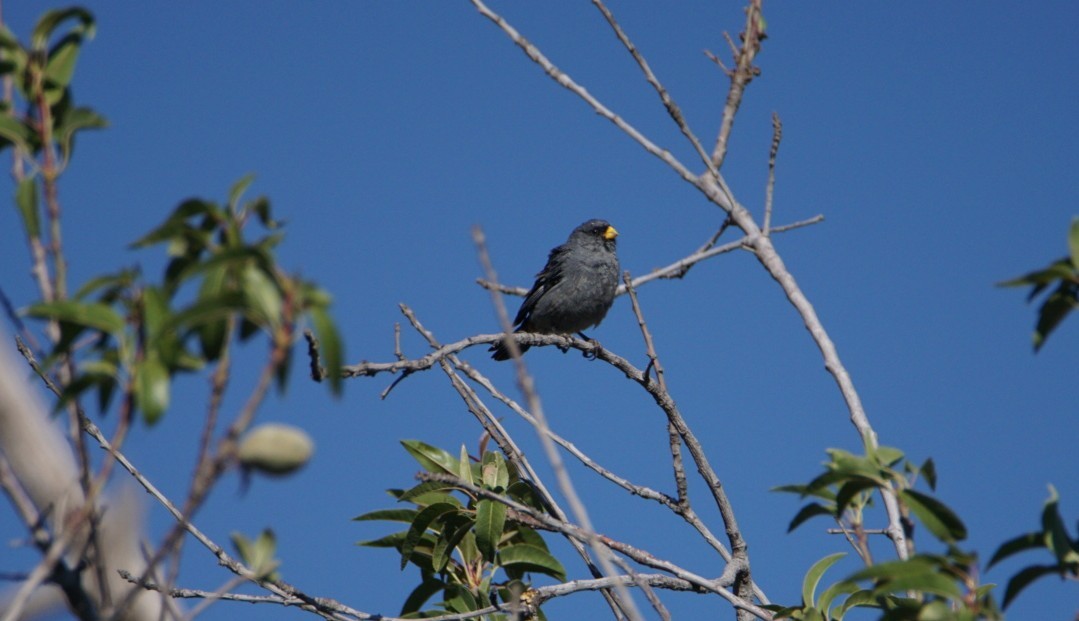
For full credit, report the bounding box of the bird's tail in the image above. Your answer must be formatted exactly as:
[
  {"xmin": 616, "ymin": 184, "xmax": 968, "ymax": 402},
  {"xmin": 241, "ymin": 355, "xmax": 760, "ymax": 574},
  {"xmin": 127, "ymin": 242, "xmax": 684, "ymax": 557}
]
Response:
[{"xmin": 490, "ymin": 335, "xmax": 530, "ymax": 361}]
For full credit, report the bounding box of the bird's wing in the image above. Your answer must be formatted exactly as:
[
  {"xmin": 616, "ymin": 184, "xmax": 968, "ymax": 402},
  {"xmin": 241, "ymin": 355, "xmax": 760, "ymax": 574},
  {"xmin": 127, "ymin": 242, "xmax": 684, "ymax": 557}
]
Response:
[{"xmin": 513, "ymin": 244, "xmax": 569, "ymax": 327}]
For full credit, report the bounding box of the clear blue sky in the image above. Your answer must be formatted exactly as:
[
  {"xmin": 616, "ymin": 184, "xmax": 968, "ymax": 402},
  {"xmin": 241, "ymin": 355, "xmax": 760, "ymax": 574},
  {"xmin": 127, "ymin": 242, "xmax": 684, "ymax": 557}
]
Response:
[{"xmin": 1, "ymin": 3, "xmax": 1076, "ymax": 620}]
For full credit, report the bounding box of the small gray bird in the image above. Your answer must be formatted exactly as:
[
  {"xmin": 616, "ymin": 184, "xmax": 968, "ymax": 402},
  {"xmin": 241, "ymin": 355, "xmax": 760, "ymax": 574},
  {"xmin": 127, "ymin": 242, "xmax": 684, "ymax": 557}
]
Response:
[{"xmin": 491, "ymin": 219, "xmax": 620, "ymax": 361}]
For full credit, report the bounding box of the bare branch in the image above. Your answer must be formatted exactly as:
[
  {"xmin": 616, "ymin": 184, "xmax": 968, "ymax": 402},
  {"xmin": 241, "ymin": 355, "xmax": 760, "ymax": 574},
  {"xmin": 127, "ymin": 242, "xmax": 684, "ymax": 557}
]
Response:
[
  {"xmin": 763, "ymin": 112, "xmax": 782, "ymax": 235},
  {"xmin": 711, "ymin": 0, "xmax": 766, "ymax": 169},
  {"xmin": 592, "ymin": 0, "xmax": 717, "ymax": 178},
  {"xmin": 469, "ymin": 0, "xmax": 701, "ymax": 188}
]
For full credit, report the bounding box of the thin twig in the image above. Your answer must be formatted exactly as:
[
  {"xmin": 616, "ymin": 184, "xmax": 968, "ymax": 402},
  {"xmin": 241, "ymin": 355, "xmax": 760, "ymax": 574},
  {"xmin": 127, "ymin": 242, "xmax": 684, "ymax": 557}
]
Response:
[
  {"xmin": 621, "ymin": 273, "xmax": 688, "ymax": 505},
  {"xmin": 469, "ymin": 0, "xmax": 701, "ymax": 189},
  {"xmin": 711, "ymin": 0, "xmax": 766, "ymax": 169},
  {"xmin": 592, "ymin": 0, "xmax": 717, "ymax": 179},
  {"xmin": 763, "ymin": 112, "xmax": 782, "ymax": 235}
]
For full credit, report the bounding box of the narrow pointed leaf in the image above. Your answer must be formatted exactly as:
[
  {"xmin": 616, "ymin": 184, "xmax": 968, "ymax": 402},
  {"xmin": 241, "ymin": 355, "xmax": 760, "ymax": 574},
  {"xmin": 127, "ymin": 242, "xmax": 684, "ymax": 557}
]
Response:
[
  {"xmin": 228, "ymin": 173, "xmax": 256, "ymax": 210},
  {"xmin": 432, "ymin": 515, "xmax": 474, "ymax": 572},
  {"xmin": 15, "ymin": 177, "xmax": 40, "ymax": 238},
  {"xmin": 401, "ymin": 440, "xmax": 461, "ymax": 475},
  {"xmin": 475, "ymin": 498, "xmax": 506, "ymax": 562},
  {"xmin": 352, "ymin": 508, "xmax": 418, "ymax": 523},
  {"xmin": 309, "ymin": 305, "xmax": 342, "ymax": 395},
  {"xmin": 399, "ymin": 503, "xmax": 459, "ymax": 570},
  {"xmin": 988, "ymin": 532, "xmax": 1043, "ymax": 568},
  {"xmin": 1000, "ymin": 564, "xmax": 1059, "ymax": 608},
  {"xmin": 31, "ymin": 8, "xmax": 94, "ymax": 50},
  {"xmin": 0, "ymin": 114, "xmax": 32, "ymax": 152},
  {"xmin": 401, "ymin": 576, "xmax": 446, "ymax": 616},
  {"xmin": 1068, "ymin": 217, "xmax": 1079, "ymax": 269},
  {"xmin": 1033, "ymin": 283, "xmax": 1077, "ymax": 351},
  {"xmin": 802, "ymin": 552, "xmax": 846, "ymax": 607},
  {"xmin": 26, "ymin": 300, "xmax": 125, "ymax": 336},
  {"xmin": 920, "ymin": 457, "xmax": 937, "ymax": 491},
  {"xmin": 900, "ymin": 489, "xmax": 967, "ymax": 542},
  {"xmin": 481, "ymin": 450, "xmax": 509, "ymax": 491},
  {"xmin": 499, "ymin": 544, "xmax": 566, "ymax": 581},
  {"xmin": 788, "ymin": 502, "xmax": 834, "ymax": 532}
]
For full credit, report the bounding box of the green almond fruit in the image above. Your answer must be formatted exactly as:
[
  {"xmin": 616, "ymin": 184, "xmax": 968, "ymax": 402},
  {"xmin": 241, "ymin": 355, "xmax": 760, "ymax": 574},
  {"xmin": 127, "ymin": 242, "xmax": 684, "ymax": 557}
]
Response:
[{"xmin": 238, "ymin": 423, "xmax": 314, "ymax": 476}]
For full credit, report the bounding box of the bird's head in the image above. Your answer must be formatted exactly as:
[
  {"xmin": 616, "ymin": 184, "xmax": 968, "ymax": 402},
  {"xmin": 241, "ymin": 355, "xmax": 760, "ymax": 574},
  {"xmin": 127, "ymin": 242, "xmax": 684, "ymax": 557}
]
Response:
[{"xmin": 572, "ymin": 219, "xmax": 619, "ymax": 249}]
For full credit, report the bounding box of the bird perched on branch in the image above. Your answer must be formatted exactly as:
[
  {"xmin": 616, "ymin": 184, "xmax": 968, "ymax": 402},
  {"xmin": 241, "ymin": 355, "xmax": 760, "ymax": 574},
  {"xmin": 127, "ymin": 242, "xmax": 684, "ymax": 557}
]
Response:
[{"xmin": 491, "ymin": 219, "xmax": 620, "ymax": 361}]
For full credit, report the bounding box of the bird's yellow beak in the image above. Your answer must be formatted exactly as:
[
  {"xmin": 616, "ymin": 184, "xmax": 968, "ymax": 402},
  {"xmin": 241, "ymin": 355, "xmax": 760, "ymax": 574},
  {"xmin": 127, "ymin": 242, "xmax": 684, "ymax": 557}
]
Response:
[{"xmin": 603, "ymin": 225, "xmax": 619, "ymax": 240}]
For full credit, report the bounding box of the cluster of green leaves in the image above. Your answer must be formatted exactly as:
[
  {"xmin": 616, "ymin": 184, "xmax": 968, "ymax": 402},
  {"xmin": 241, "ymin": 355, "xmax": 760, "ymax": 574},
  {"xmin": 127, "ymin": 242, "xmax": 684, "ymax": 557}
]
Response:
[
  {"xmin": 356, "ymin": 441, "xmax": 565, "ymax": 619},
  {"xmin": 772, "ymin": 443, "xmax": 1001, "ymax": 620},
  {"xmin": 0, "ymin": 8, "xmax": 107, "ymax": 166},
  {"xmin": 231, "ymin": 528, "xmax": 282, "ymax": 581},
  {"xmin": 25, "ymin": 176, "xmax": 343, "ymax": 423},
  {"xmin": 999, "ymin": 217, "xmax": 1079, "ymax": 351},
  {"xmin": 988, "ymin": 485, "xmax": 1078, "ymax": 608}
]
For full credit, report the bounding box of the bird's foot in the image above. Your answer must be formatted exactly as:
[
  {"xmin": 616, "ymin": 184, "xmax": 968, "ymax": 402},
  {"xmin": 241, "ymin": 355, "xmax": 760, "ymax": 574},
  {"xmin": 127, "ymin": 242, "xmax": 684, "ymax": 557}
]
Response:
[{"xmin": 581, "ymin": 338, "xmax": 602, "ymax": 360}]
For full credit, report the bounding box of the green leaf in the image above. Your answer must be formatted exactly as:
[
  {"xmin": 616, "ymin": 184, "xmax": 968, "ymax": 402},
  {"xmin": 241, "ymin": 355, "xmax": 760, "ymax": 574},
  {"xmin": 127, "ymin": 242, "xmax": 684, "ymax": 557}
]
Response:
[
  {"xmin": 481, "ymin": 450, "xmax": 509, "ymax": 491},
  {"xmin": 773, "ymin": 482, "xmax": 837, "ymax": 502},
  {"xmin": 228, "ymin": 173, "xmax": 256, "ymax": 211},
  {"xmin": 195, "ymin": 264, "xmax": 229, "ymax": 360},
  {"xmin": 850, "ymin": 558, "xmax": 963, "ymax": 599},
  {"xmin": 0, "ymin": 114, "xmax": 33, "ymax": 152},
  {"xmin": 134, "ymin": 354, "xmax": 169, "ymax": 424},
  {"xmin": 397, "ymin": 481, "xmax": 459, "ymax": 506},
  {"xmin": 353, "ymin": 508, "xmax": 418, "ymax": 523},
  {"xmin": 920, "ymin": 457, "xmax": 937, "ymax": 491},
  {"xmin": 900, "ymin": 489, "xmax": 967, "ymax": 542},
  {"xmin": 988, "ymin": 532, "xmax": 1042, "ymax": 568},
  {"xmin": 55, "ymin": 106, "xmax": 107, "ymax": 164},
  {"xmin": 1040, "ymin": 485, "xmax": 1079, "ymax": 566},
  {"xmin": 816, "ymin": 580, "xmax": 860, "ymax": 618},
  {"xmin": 835, "ymin": 479, "xmax": 878, "ymax": 515},
  {"xmin": 401, "ymin": 576, "xmax": 446, "ymax": 616},
  {"xmin": 1069, "ymin": 217, "xmax": 1079, "ymax": 269},
  {"xmin": 432, "ymin": 515, "xmax": 474, "ymax": 572},
  {"xmin": 834, "ymin": 588, "xmax": 879, "ymax": 619},
  {"xmin": 73, "ymin": 268, "xmax": 138, "ymax": 301},
  {"xmin": 356, "ymin": 530, "xmax": 407, "ymax": 549},
  {"xmin": 400, "ymin": 503, "xmax": 459, "ymax": 570},
  {"xmin": 1033, "ymin": 282, "xmax": 1077, "ymax": 352},
  {"xmin": 230, "ymin": 529, "xmax": 280, "ymax": 580},
  {"xmin": 1000, "ymin": 563, "xmax": 1059, "ymax": 608},
  {"xmin": 499, "ymin": 543, "xmax": 566, "ymax": 581},
  {"xmin": 45, "ymin": 32, "xmax": 83, "ymax": 91},
  {"xmin": 788, "ymin": 502, "xmax": 834, "ymax": 532},
  {"xmin": 164, "ymin": 292, "xmax": 248, "ymax": 335},
  {"xmin": 998, "ymin": 258, "xmax": 1074, "ymax": 289},
  {"xmin": 475, "ymin": 498, "xmax": 507, "ymax": 562},
  {"xmin": 15, "ymin": 177, "xmax": 40, "ymax": 239},
  {"xmin": 241, "ymin": 263, "xmax": 282, "ymax": 329},
  {"xmin": 444, "ymin": 584, "xmax": 480, "ymax": 614},
  {"xmin": 25, "ymin": 300, "xmax": 125, "ymax": 336},
  {"xmin": 802, "ymin": 552, "xmax": 846, "ymax": 608},
  {"xmin": 246, "ymin": 195, "xmax": 278, "ymax": 228},
  {"xmin": 31, "ymin": 8, "xmax": 94, "ymax": 51},
  {"xmin": 871, "ymin": 445, "xmax": 904, "ymax": 467},
  {"xmin": 129, "ymin": 199, "xmax": 219, "ymax": 249},
  {"xmin": 401, "ymin": 440, "xmax": 461, "ymax": 476},
  {"xmin": 458, "ymin": 445, "xmax": 473, "ymax": 486},
  {"xmin": 309, "ymin": 305, "xmax": 343, "ymax": 396}
]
